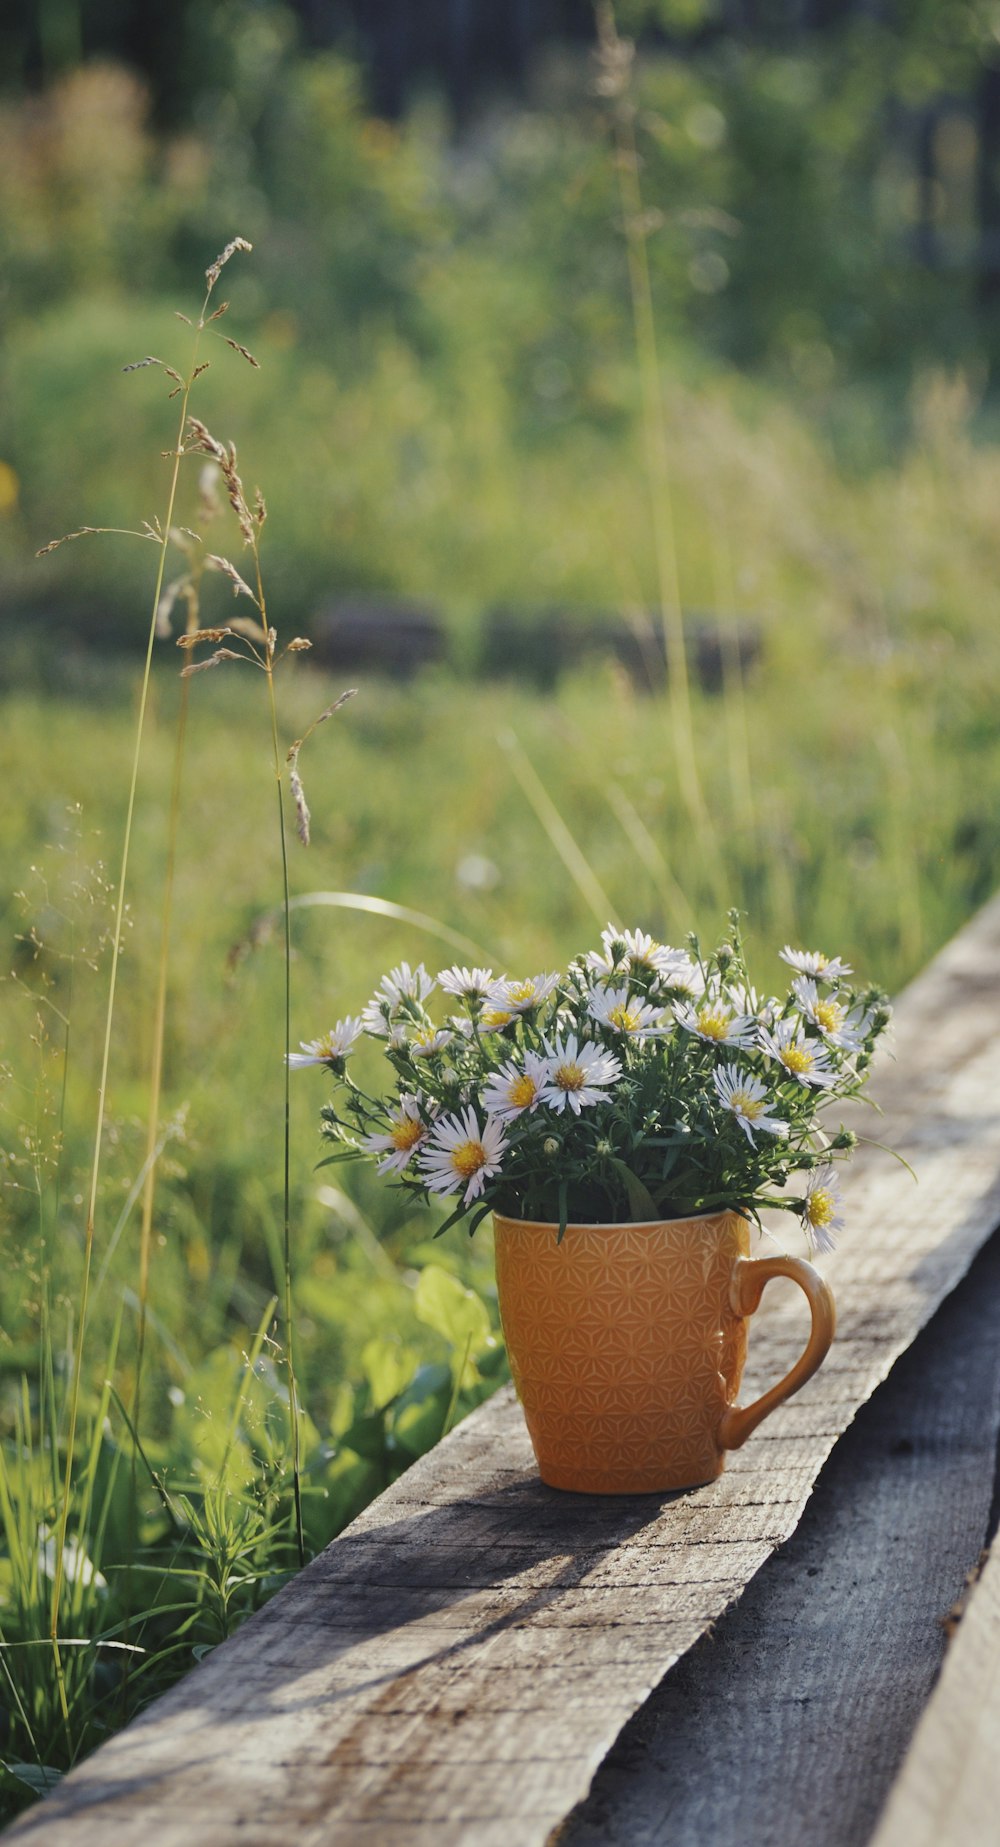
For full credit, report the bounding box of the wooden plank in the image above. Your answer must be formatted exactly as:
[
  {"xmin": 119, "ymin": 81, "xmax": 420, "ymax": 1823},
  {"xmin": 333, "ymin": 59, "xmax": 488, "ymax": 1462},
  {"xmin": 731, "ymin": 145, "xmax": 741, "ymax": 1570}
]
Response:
[
  {"xmin": 8, "ymin": 893, "xmax": 1000, "ymax": 1847},
  {"xmin": 870, "ymin": 1518, "xmax": 1000, "ymax": 1843},
  {"xmin": 558, "ymin": 1220, "xmax": 1000, "ymax": 1847}
]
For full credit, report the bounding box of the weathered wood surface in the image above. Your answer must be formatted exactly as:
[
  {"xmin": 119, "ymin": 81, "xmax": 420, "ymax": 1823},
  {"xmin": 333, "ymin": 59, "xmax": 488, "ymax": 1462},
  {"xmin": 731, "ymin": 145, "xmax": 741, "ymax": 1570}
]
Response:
[
  {"xmin": 871, "ymin": 1480, "xmax": 1000, "ymax": 1843},
  {"xmin": 7, "ymin": 893, "xmax": 1000, "ymax": 1847},
  {"xmin": 559, "ymin": 1225, "xmax": 1000, "ymax": 1846}
]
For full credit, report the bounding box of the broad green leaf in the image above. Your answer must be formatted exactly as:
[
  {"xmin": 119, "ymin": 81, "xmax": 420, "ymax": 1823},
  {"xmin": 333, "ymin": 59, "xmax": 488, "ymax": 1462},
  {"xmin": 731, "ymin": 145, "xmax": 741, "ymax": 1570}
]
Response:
[
  {"xmin": 413, "ymin": 1266, "xmax": 490, "ymax": 1352},
  {"xmin": 360, "ymin": 1336, "xmax": 415, "ymax": 1410}
]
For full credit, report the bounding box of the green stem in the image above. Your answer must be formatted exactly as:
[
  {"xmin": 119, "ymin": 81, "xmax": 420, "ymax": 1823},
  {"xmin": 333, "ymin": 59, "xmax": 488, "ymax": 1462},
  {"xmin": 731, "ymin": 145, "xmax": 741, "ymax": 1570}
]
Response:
[
  {"xmin": 48, "ymin": 304, "xmax": 209, "ymax": 1652},
  {"xmin": 258, "ymin": 576, "xmax": 305, "ymax": 1568}
]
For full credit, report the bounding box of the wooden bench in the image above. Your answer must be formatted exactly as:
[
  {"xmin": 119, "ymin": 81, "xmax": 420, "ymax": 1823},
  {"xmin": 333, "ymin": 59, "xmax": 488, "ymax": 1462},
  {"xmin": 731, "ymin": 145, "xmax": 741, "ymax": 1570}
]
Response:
[{"xmin": 7, "ymin": 895, "xmax": 1000, "ymax": 1847}]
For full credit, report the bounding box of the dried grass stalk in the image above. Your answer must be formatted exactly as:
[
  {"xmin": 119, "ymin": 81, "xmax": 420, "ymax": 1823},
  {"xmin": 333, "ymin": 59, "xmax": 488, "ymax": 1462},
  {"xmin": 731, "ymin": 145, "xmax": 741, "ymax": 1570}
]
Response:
[{"xmin": 205, "ymin": 237, "xmax": 252, "ymax": 291}]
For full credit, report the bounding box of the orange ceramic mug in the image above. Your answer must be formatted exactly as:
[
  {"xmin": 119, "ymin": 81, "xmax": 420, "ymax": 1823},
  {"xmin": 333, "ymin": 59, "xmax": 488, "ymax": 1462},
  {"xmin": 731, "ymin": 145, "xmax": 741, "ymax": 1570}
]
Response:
[{"xmin": 493, "ymin": 1209, "xmax": 835, "ymax": 1494}]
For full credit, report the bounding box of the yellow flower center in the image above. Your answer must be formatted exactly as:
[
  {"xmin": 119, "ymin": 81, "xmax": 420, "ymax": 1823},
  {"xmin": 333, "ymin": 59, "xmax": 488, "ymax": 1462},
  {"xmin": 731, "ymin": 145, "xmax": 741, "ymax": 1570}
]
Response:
[
  {"xmin": 508, "ymin": 981, "xmax": 536, "ymax": 1005},
  {"xmin": 814, "ymin": 999, "xmax": 843, "ymax": 1035},
  {"xmin": 609, "ymin": 1002, "xmax": 641, "ymax": 1032},
  {"xmin": 806, "ymin": 1187, "xmax": 835, "ymax": 1227},
  {"xmin": 781, "ymin": 1044, "xmax": 814, "ymax": 1075},
  {"xmin": 508, "ymin": 1074, "xmax": 538, "ymax": 1109},
  {"xmin": 390, "ymin": 1117, "xmax": 424, "ymax": 1153},
  {"xmin": 412, "ymin": 1026, "xmax": 439, "ymax": 1048},
  {"xmin": 731, "ymin": 1090, "xmax": 763, "ymax": 1120},
  {"xmin": 450, "ymin": 1138, "xmax": 487, "ymax": 1179},
  {"xmin": 483, "ymin": 1008, "xmax": 513, "ymax": 1030},
  {"xmin": 697, "ymin": 1007, "xmax": 731, "ymax": 1040},
  {"xmin": 555, "ymin": 1060, "xmax": 585, "ymax": 1092}
]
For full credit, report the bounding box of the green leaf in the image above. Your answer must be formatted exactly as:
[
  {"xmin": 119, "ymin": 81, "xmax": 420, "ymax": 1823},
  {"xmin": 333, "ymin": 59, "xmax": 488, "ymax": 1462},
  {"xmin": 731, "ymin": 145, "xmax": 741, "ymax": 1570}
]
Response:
[
  {"xmin": 1, "ymin": 1761, "xmax": 62, "ymax": 1797},
  {"xmin": 607, "ymin": 1158, "xmax": 660, "ymax": 1221},
  {"xmin": 360, "ymin": 1336, "xmax": 414, "ymax": 1410},
  {"xmin": 414, "ymin": 1266, "xmax": 491, "ymax": 1352}
]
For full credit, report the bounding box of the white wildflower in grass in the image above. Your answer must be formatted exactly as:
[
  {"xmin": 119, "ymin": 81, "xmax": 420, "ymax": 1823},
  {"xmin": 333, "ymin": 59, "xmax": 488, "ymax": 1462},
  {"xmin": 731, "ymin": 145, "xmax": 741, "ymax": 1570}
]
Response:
[
  {"xmin": 436, "ymin": 965, "xmax": 494, "ymax": 1000},
  {"xmin": 587, "ymin": 985, "xmax": 670, "ymax": 1040},
  {"xmin": 540, "ymin": 1033, "xmax": 622, "ymax": 1115},
  {"xmin": 363, "ymin": 1094, "xmax": 429, "ymax": 1175},
  {"xmin": 421, "ymin": 1107, "xmax": 508, "ymax": 1205},
  {"xmin": 759, "ymin": 1018, "xmax": 836, "ymax": 1088},
  {"xmin": 792, "ymin": 978, "xmax": 871, "ymax": 1051},
  {"xmin": 482, "ymin": 1052, "xmax": 552, "ymax": 1120},
  {"xmin": 780, "ymin": 946, "xmax": 853, "ymax": 983},
  {"xmin": 409, "ymin": 1024, "xmax": 454, "ymax": 1059},
  {"xmin": 675, "ymin": 997, "xmax": 756, "ymax": 1048},
  {"xmin": 486, "ymin": 972, "xmax": 560, "ymax": 1016},
  {"xmin": 801, "ymin": 1166, "xmax": 845, "ymax": 1254},
  {"xmin": 287, "ymin": 1017, "xmax": 363, "ymax": 1069},
  {"xmin": 713, "ymin": 1063, "xmax": 789, "ymax": 1145}
]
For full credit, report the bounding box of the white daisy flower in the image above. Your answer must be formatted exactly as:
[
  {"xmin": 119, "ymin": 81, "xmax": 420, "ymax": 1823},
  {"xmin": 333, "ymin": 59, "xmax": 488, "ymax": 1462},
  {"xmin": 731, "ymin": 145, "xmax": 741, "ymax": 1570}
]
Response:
[
  {"xmin": 801, "ymin": 1166, "xmax": 845, "ymax": 1255},
  {"xmin": 485, "ymin": 973, "xmax": 560, "ymax": 1015},
  {"xmin": 759, "ymin": 1018, "xmax": 836, "ymax": 1088},
  {"xmin": 286, "ymin": 1017, "xmax": 364, "ymax": 1069},
  {"xmin": 362, "ymin": 1094, "xmax": 429, "ymax": 1175},
  {"xmin": 421, "ymin": 1106, "xmax": 509, "ymax": 1205},
  {"xmin": 780, "ymin": 946, "xmax": 853, "ymax": 982},
  {"xmin": 586, "ymin": 926, "xmax": 697, "ymax": 990},
  {"xmin": 361, "ymin": 963, "xmax": 436, "ymax": 1034},
  {"xmin": 482, "ymin": 1051, "xmax": 552, "ymax": 1120},
  {"xmin": 360, "ymin": 1001, "xmax": 409, "ymax": 1046},
  {"xmin": 675, "ymin": 997, "xmax": 757, "ymax": 1048},
  {"xmin": 792, "ymin": 979, "xmax": 871, "ymax": 1051},
  {"xmin": 436, "ymin": 965, "xmax": 495, "ymax": 1000},
  {"xmin": 713, "ymin": 1063, "xmax": 789, "ymax": 1145},
  {"xmin": 650, "ymin": 951, "xmax": 705, "ymax": 1000},
  {"xmin": 380, "ymin": 961, "xmax": 436, "ymax": 1004},
  {"xmin": 587, "ymin": 985, "xmax": 670, "ymax": 1040},
  {"xmin": 479, "ymin": 1004, "xmax": 516, "ymax": 1032},
  {"xmin": 409, "ymin": 1024, "xmax": 454, "ymax": 1059},
  {"xmin": 539, "ymin": 1033, "xmax": 622, "ymax": 1115}
]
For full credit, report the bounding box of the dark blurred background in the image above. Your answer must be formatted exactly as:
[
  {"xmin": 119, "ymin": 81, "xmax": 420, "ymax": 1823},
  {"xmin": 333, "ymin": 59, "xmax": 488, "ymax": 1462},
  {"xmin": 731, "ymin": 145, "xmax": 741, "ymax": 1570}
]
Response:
[{"xmin": 2, "ymin": 0, "xmax": 1000, "ymax": 659}]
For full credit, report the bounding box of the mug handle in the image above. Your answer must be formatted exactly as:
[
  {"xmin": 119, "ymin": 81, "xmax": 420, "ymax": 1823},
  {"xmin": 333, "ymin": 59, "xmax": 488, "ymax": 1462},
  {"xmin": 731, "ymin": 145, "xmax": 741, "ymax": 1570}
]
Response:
[{"xmin": 717, "ymin": 1254, "xmax": 836, "ymax": 1452}]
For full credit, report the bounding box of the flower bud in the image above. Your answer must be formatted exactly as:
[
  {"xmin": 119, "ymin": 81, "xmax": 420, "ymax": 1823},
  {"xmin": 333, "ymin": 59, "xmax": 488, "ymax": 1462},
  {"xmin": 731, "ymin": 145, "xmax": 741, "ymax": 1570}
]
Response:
[
  {"xmin": 832, "ymin": 1127, "xmax": 858, "ymax": 1150},
  {"xmin": 543, "ymin": 1136, "xmax": 560, "ymax": 1158},
  {"xmin": 595, "ymin": 1138, "xmax": 613, "ymax": 1157}
]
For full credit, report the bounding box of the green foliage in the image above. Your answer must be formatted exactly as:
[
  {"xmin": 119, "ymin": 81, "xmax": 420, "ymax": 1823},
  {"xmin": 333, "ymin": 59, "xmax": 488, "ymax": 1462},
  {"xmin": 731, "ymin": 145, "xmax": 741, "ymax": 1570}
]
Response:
[
  {"xmin": 3, "ymin": 10, "xmax": 1000, "ymax": 1820},
  {"xmin": 317, "ymin": 920, "xmax": 888, "ymax": 1234}
]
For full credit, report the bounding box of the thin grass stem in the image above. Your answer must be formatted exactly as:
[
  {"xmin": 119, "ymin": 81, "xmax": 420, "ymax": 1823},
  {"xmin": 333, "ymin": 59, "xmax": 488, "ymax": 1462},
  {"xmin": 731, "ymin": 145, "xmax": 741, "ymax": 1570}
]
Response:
[{"xmin": 48, "ymin": 299, "xmax": 211, "ymax": 1650}]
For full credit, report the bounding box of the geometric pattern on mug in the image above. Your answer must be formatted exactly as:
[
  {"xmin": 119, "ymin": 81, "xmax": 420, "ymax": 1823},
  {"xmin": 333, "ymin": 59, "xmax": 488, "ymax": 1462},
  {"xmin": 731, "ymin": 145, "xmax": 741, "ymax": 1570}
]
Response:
[{"xmin": 495, "ymin": 1211, "xmax": 751, "ymax": 1493}]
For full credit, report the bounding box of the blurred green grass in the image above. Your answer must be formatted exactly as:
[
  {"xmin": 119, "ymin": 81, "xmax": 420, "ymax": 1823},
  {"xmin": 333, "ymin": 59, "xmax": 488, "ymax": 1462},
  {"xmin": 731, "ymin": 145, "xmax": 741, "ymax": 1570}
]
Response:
[{"xmin": 3, "ymin": 15, "xmax": 1000, "ymax": 1803}]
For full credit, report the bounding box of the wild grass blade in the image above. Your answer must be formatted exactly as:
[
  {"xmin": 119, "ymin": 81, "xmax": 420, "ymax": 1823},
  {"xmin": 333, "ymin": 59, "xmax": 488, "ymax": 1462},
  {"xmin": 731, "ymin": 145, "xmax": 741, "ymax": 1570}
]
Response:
[{"xmin": 498, "ymin": 728, "xmax": 621, "ymax": 928}]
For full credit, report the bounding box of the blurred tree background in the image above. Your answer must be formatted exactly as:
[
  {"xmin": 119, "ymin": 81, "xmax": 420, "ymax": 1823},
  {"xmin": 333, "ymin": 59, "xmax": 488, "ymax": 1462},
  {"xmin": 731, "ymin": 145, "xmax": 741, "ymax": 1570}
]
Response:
[{"xmin": 3, "ymin": 0, "xmax": 1000, "ymax": 651}]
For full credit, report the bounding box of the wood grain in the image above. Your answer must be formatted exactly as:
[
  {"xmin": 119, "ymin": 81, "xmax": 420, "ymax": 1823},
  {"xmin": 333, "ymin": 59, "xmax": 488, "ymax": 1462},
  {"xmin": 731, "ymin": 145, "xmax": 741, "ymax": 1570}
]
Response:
[
  {"xmin": 8, "ymin": 893, "xmax": 1000, "ymax": 1847},
  {"xmin": 870, "ymin": 1505, "xmax": 1000, "ymax": 1845},
  {"xmin": 558, "ymin": 1223, "xmax": 1000, "ymax": 1847}
]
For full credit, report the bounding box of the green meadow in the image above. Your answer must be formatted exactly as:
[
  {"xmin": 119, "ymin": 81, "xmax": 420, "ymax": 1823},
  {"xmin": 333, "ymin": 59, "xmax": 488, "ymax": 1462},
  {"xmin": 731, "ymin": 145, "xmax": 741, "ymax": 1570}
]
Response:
[{"xmin": 3, "ymin": 6, "xmax": 1000, "ymax": 1814}]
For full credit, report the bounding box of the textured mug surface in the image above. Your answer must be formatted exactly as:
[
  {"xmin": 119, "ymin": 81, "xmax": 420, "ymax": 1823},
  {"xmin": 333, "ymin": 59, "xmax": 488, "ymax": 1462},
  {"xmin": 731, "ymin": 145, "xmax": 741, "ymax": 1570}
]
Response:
[{"xmin": 493, "ymin": 1210, "xmax": 835, "ymax": 1494}]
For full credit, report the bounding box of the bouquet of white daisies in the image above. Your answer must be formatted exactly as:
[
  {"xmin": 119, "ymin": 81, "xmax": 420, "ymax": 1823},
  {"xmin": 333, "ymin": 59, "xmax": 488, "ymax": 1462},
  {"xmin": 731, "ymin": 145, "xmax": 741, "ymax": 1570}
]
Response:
[{"xmin": 295, "ymin": 912, "xmax": 891, "ymax": 1246}]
